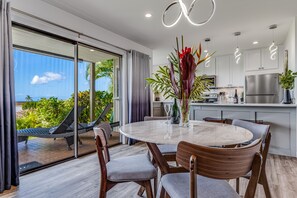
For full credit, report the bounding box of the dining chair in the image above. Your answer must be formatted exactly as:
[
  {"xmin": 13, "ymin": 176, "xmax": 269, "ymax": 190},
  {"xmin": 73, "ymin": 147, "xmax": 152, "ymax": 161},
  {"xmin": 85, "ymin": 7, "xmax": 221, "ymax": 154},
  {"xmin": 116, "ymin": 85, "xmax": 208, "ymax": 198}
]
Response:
[
  {"xmin": 144, "ymin": 116, "xmax": 177, "ymax": 161},
  {"xmin": 94, "ymin": 127, "xmax": 157, "ymax": 198},
  {"xmin": 232, "ymin": 119, "xmax": 271, "ymax": 198},
  {"xmin": 137, "ymin": 116, "xmax": 177, "ymax": 196},
  {"xmin": 159, "ymin": 139, "xmax": 263, "ymax": 198},
  {"xmin": 203, "ymin": 117, "xmax": 226, "ymax": 123}
]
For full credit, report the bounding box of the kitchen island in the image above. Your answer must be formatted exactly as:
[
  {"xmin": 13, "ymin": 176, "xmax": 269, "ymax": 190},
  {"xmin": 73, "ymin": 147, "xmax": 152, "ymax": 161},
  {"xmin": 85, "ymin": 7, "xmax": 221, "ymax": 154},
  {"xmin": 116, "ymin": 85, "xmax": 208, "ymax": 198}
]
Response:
[{"xmin": 190, "ymin": 103, "xmax": 297, "ymax": 157}]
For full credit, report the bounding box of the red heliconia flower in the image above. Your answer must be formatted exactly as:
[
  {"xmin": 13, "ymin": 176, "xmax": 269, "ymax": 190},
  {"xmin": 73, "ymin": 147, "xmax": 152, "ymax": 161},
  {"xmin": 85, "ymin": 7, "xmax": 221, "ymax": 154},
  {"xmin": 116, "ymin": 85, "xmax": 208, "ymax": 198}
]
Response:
[
  {"xmin": 180, "ymin": 52, "xmax": 197, "ymax": 99},
  {"xmin": 179, "ymin": 47, "xmax": 192, "ymax": 59}
]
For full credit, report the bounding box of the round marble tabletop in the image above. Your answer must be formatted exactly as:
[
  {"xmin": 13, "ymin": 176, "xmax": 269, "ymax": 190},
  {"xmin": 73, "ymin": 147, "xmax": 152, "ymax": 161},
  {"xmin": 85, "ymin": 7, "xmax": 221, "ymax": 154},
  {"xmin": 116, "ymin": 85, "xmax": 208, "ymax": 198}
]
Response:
[{"xmin": 120, "ymin": 120, "xmax": 253, "ymax": 146}]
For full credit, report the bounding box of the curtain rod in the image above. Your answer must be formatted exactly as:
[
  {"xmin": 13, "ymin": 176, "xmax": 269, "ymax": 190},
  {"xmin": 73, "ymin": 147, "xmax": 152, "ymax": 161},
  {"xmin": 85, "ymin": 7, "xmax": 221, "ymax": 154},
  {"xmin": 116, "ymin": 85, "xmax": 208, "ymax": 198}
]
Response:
[{"xmin": 11, "ymin": 7, "xmax": 130, "ymax": 53}]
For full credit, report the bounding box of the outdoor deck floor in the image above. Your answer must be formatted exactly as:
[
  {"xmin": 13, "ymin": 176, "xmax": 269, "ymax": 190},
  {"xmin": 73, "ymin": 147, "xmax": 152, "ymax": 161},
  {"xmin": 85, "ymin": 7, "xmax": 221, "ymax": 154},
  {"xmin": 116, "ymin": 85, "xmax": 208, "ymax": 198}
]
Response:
[{"xmin": 18, "ymin": 131, "xmax": 120, "ymax": 172}]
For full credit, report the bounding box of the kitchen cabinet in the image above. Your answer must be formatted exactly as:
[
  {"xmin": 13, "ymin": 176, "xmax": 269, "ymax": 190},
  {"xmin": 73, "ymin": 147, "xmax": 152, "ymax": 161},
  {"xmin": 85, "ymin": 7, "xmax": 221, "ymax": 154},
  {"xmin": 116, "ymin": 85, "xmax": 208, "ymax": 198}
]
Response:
[
  {"xmin": 191, "ymin": 106, "xmax": 221, "ymax": 121},
  {"xmin": 256, "ymin": 111, "xmax": 292, "ymax": 156},
  {"xmin": 244, "ymin": 46, "xmax": 282, "ymax": 72},
  {"xmin": 230, "ymin": 55, "xmax": 244, "ymax": 86},
  {"xmin": 244, "ymin": 49, "xmax": 262, "ymax": 71},
  {"xmin": 216, "ymin": 55, "xmax": 230, "ymax": 87},
  {"xmin": 152, "ymin": 102, "xmax": 165, "ymax": 116},
  {"xmin": 215, "ymin": 55, "xmax": 244, "ymax": 87},
  {"xmin": 197, "ymin": 58, "xmax": 216, "ymax": 76},
  {"xmin": 222, "ymin": 110, "xmax": 251, "ymax": 120},
  {"xmin": 261, "ymin": 48, "xmax": 278, "ymax": 70}
]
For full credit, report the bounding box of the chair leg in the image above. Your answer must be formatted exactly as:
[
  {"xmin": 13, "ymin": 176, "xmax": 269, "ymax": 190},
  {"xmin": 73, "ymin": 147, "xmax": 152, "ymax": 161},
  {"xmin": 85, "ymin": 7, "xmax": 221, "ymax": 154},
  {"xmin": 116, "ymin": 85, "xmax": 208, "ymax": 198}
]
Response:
[
  {"xmin": 236, "ymin": 178, "xmax": 240, "ymax": 194},
  {"xmin": 137, "ymin": 186, "xmax": 145, "ymax": 196},
  {"xmin": 260, "ymin": 171, "xmax": 271, "ymax": 198},
  {"xmin": 154, "ymin": 176, "xmax": 158, "ymax": 197},
  {"xmin": 160, "ymin": 186, "xmax": 165, "ymax": 198},
  {"xmin": 25, "ymin": 137, "xmax": 29, "ymax": 144},
  {"xmin": 144, "ymin": 180, "xmax": 153, "ymax": 198},
  {"xmin": 99, "ymin": 184, "xmax": 107, "ymax": 198}
]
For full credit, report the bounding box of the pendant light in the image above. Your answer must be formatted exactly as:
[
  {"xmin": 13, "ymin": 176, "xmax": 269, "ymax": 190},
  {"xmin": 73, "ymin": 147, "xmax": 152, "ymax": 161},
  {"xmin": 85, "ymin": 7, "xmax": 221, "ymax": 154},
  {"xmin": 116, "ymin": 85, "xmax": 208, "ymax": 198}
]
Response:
[
  {"xmin": 234, "ymin": 32, "xmax": 242, "ymax": 65},
  {"xmin": 204, "ymin": 38, "xmax": 211, "ymax": 67},
  {"xmin": 269, "ymin": 24, "xmax": 278, "ymax": 60}
]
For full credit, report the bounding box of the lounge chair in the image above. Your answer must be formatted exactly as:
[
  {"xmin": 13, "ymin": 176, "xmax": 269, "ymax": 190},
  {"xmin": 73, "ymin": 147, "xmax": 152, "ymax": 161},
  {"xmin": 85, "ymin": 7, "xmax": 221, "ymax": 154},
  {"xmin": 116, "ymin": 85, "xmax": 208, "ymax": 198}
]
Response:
[
  {"xmin": 77, "ymin": 103, "xmax": 113, "ymax": 131},
  {"xmin": 18, "ymin": 106, "xmax": 85, "ymax": 150}
]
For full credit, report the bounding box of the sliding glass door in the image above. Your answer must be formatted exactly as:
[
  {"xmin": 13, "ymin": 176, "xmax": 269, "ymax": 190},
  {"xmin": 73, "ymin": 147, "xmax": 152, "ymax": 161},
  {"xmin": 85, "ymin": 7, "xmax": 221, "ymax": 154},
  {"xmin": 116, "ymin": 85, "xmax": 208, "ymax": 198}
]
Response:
[
  {"xmin": 76, "ymin": 45, "xmax": 121, "ymax": 156},
  {"xmin": 12, "ymin": 25, "xmax": 122, "ymax": 174}
]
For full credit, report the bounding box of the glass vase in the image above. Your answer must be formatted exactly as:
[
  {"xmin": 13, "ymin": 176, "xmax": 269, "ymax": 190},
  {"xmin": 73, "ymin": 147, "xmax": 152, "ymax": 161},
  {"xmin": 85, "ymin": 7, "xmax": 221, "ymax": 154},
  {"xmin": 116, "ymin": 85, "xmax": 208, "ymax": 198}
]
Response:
[{"xmin": 177, "ymin": 98, "xmax": 191, "ymax": 127}]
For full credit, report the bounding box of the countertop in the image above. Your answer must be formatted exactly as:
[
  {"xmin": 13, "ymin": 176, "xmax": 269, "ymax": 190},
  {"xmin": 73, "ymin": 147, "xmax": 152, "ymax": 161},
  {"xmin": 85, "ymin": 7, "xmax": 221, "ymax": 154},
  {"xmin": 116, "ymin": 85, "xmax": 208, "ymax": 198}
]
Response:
[
  {"xmin": 192, "ymin": 103, "xmax": 297, "ymax": 107},
  {"xmin": 153, "ymin": 101, "xmax": 297, "ymax": 107}
]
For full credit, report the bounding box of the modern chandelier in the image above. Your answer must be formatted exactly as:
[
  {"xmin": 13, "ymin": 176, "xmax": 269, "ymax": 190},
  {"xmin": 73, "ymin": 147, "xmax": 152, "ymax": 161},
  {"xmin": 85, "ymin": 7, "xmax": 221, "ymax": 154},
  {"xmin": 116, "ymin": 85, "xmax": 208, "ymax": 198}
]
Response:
[
  {"xmin": 162, "ymin": 0, "xmax": 216, "ymax": 28},
  {"xmin": 269, "ymin": 24, "xmax": 278, "ymax": 60}
]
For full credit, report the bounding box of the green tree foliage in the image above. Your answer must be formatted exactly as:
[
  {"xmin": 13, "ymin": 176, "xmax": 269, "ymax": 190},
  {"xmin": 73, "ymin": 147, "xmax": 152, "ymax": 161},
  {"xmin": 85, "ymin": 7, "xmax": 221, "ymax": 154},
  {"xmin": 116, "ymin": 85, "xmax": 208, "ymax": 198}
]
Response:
[
  {"xmin": 16, "ymin": 90, "xmax": 113, "ymax": 130},
  {"xmin": 22, "ymin": 95, "xmax": 37, "ymax": 110}
]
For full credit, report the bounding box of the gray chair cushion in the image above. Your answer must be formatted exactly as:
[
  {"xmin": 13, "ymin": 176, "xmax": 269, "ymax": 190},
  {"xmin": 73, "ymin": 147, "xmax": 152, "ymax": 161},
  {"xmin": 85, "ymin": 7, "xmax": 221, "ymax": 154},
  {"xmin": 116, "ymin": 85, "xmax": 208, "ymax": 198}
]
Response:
[
  {"xmin": 161, "ymin": 173, "xmax": 240, "ymax": 198},
  {"xmin": 106, "ymin": 153, "xmax": 157, "ymax": 182},
  {"xmin": 157, "ymin": 144, "xmax": 177, "ymax": 154},
  {"xmin": 232, "ymin": 119, "xmax": 269, "ymax": 142}
]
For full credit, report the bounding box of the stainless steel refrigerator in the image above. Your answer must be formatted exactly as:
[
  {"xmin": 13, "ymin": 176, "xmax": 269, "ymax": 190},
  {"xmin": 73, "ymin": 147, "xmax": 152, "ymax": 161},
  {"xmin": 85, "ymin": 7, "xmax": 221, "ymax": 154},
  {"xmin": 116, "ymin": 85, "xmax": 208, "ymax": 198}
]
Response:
[{"xmin": 245, "ymin": 73, "xmax": 281, "ymax": 103}]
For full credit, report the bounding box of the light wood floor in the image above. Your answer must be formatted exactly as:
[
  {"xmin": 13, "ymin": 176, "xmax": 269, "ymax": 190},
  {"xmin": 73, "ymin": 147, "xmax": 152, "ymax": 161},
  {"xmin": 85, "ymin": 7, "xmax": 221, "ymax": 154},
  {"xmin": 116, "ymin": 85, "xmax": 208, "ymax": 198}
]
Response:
[{"xmin": 2, "ymin": 143, "xmax": 297, "ymax": 198}]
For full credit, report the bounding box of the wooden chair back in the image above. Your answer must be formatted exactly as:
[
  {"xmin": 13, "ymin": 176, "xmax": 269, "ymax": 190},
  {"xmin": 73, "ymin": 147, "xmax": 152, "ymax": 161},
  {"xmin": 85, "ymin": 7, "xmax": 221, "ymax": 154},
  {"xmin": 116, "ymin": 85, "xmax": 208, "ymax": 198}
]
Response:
[
  {"xmin": 94, "ymin": 127, "xmax": 110, "ymax": 164},
  {"xmin": 203, "ymin": 117, "xmax": 226, "ymax": 124},
  {"xmin": 176, "ymin": 139, "xmax": 263, "ymax": 198}
]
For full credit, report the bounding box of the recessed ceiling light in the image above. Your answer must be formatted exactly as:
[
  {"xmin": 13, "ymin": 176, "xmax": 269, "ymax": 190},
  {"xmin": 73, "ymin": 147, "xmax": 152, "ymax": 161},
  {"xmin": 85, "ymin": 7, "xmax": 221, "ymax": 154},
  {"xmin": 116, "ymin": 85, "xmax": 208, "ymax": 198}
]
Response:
[
  {"xmin": 253, "ymin": 41, "xmax": 259, "ymax": 45},
  {"xmin": 90, "ymin": 49, "xmax": 95, "ymax": 52},
  {"xmin": 145, "ymin": 13, "xmax": 152, "ymax": 18}
]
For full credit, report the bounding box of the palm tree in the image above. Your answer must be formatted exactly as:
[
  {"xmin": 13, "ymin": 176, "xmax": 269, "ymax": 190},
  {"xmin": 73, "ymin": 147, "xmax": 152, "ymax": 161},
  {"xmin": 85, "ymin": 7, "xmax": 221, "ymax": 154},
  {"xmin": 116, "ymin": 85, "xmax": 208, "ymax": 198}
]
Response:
[
  {"xmin": 25, "ymin": 95, "xmax": 33, "ymax": 102},
  {"xmin": 85, "ymin": 59, "xmax": 114, "ymax": 93}
]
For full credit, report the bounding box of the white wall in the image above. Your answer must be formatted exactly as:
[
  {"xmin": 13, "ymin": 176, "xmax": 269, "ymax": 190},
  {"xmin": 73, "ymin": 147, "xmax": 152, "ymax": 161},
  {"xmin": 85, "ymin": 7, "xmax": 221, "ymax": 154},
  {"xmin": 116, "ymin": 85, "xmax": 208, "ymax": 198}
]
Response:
[
  {"xmin": 284, "ymin": 18, "xmax": 296, "ymax": 72},
  {"xmin": 284, "ymin": 17, "xmax": 297, "ymax": 97}
]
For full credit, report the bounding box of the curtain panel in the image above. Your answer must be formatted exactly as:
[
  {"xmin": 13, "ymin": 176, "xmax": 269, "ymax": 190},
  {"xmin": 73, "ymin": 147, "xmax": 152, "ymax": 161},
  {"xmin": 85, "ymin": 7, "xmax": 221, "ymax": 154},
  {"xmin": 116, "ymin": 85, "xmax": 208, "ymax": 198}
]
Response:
[
  {"xmin": 128, "ymin": 50, "xmax": 151, "ymax": 124},
  {"xmin": 0, "ymin": 0, "xmax": 19, "ymax": 192}
]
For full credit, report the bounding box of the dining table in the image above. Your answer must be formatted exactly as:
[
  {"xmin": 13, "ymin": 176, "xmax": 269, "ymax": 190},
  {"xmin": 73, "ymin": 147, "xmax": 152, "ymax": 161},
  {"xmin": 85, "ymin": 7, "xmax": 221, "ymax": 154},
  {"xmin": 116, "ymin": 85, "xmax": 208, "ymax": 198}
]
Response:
[{"xmin": 120, "ymin": 120, "xmax": 253, "ymax": 175}]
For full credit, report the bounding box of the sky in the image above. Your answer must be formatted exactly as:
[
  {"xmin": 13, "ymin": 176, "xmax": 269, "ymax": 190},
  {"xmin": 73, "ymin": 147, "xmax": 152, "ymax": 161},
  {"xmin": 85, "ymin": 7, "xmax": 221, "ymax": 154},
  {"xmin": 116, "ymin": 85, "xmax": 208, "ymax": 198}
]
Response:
[{"xmin": 14, "ymin": 49, "xmax": 111, "ymax": 102}]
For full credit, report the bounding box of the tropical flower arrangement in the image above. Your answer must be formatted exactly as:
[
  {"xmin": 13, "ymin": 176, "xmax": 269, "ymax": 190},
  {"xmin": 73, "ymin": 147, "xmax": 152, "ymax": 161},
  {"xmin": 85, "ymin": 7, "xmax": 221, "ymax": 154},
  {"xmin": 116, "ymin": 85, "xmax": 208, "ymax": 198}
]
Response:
[{"xmin": 146, "ymin": 36, "xmax": 211, "ymax": 127}]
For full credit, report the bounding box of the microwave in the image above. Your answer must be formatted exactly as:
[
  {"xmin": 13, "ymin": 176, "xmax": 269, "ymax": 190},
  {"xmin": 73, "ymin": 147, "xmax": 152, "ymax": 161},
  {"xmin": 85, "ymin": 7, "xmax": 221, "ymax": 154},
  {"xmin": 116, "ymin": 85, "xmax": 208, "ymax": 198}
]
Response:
[{"xmin": 202, "ymin": 75, "xmax": 216, "ymax": 88}]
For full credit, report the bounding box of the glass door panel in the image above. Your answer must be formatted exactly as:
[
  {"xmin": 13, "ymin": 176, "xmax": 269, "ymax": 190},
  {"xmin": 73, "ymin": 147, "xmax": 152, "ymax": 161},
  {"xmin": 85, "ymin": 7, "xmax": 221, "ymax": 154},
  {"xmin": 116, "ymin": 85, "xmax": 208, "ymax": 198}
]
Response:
[
  {"xmin": 77, "ymin": 45, "xmax": 121, "ymax": 155},
  {"xmin": 13, "ymin": 26, "xmax": 75, "ymax": 173}
]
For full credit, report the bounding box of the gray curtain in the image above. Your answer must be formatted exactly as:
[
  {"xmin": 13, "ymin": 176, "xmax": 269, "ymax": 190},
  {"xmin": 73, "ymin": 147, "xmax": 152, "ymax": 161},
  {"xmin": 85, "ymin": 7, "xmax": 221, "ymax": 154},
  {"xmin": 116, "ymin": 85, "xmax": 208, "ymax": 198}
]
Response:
[
  {"xmin": 128, "ymin": 50, "xmax": 151, "ymax": 124},
  {"xmin": 0, "ymin": 0, "xmax": 19, "ymax": 192}
]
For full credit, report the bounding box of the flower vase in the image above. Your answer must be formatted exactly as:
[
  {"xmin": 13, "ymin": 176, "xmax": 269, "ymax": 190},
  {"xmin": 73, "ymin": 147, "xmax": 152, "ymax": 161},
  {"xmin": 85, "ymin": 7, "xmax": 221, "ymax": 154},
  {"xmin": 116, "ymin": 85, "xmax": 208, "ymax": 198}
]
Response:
[
  {"xmin": 178, "ymin": 98, "xmax": 191, "ymax": 127},
  {"xmin": 283, "ymin": 89, "xmax": 292, "ymax": 104}
]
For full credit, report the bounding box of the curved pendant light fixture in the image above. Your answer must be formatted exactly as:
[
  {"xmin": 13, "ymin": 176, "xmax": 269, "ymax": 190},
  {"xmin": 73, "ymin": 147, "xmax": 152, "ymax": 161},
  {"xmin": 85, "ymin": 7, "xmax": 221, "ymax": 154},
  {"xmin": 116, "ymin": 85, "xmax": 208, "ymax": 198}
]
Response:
[
  {"xmin": 204, "ymin": 38, "xmax": 211, "ymax": 67},
  {"xmin": 269, "ymin": 24, "xmax": 278, "ymax": 60},
  {"xmin": 234, "ymin": 32, "xmax": 242, "ymax": 65},
  {"xmin": 162, "ymin": 0, "xmax": 216, "ymax": 28}
]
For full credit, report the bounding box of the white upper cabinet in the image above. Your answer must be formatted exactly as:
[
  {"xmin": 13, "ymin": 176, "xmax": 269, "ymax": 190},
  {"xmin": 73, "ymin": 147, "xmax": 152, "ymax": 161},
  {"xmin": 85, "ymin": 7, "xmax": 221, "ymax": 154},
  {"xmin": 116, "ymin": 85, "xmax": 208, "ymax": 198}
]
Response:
[
  {"xmin": 244, "ymin": 49, "xmax": 262, "ymax": 71},
  {"xmin": 230, "ymin": 55, "xmax": 244, "ymax": 86},
  {"xmin": 261, "ymin": 48, "xmax": 278, "ymax": 70},
  {"xmin": 244, "ymin": 46, "xmax": 283, "ymax": 73},
  {"xmin": 197, "ymin": 58, "xmax": 216, "ymax": 76},
  {"xmin": 216, "ymin": 55, "xmax": 230, "ymax": 87}
]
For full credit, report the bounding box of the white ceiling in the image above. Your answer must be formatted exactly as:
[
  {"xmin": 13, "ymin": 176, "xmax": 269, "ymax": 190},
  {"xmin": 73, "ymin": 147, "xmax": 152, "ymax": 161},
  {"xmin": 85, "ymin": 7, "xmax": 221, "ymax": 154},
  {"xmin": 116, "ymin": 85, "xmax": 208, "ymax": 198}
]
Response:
[{"xmin": 41, "ymin": 0, "xmax": 297, "ymax": 56}]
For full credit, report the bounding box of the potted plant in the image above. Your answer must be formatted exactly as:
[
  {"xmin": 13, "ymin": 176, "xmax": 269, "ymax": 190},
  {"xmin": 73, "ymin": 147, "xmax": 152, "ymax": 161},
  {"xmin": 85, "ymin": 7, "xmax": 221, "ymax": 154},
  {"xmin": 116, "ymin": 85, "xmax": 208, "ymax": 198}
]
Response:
[
  {"xmin": 280, "ymin": 69, "xmax": 297, "ymax": 104},
  {"xmin": 146, "ymin": 36, "xmax": 211, "ymax": 127}
]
